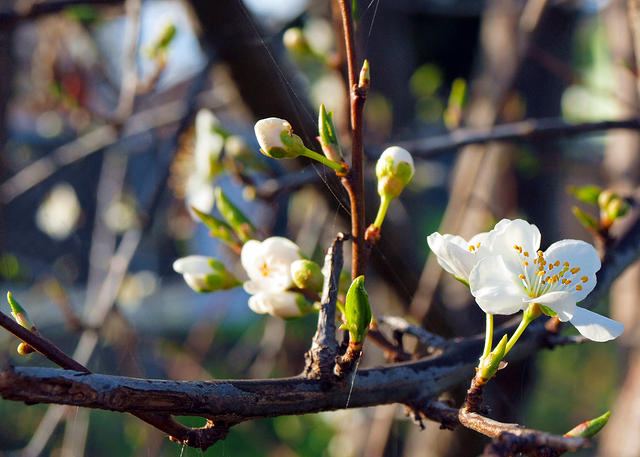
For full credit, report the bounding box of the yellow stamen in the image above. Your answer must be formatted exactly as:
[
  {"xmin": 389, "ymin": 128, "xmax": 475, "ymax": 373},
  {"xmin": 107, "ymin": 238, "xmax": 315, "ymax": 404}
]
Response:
[
  {"xmin": 469, "ymin": 245, "xmax": 476, "ymax": 252},
  {"xmin": 554, "ymin": 260, "xmax": 560, "ymax": 266},
  {"xmin": 576, "ymin": 284, "xmax": 582, "ymax": 291},
  {"xmin": 524, "ymin": 251, "xmax": 529, "ymax": 257},
  {"xmin": 519, "ymin": 274, "xmax": 526, "ymax": 280},
  {"xmin": 570, "ymin": 267, "xmax": 580, "ymax": 274},
  {"xmin": 581, "ymin": 276, "xmax": 588, "ymax": 283},
  {"xmin": 522, "ymin": 261, "xmax": 529, "ymax": 266}
]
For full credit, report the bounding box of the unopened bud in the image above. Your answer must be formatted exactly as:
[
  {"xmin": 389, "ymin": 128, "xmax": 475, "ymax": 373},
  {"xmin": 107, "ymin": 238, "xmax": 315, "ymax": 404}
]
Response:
[
  {"xmin": 283, "ymin": 28, "xmax": 311, "ymax": 54},
  {"xmin": 17, "ymin": 342, "xmax": 35, "ymax": 355},
  {"xmin": 7, "ymin": 292, "xmax": 34, "ymax": 330},
  {"xmin": 291, "ymin": 259, "xmax": 324, "ymax": 293},
  {"xmin": 565, "ymin": 411, "xmax": 611, "ymax": 438},
  {"xmin": 375, "ymin": 146, "xmax": 415, "ymax": 200},
  {"xmin": 173, "ymin": 256, "xmax": 241, "ymax": 293},
  {"xmin": 606, "ymin": 197, "xmax": 629, "ymax": 222},
  {"xmin": 318, "ymin": 104, "xmax": 343, "ymax": 163},
  {"xmin": 254, "ymin": 117, "xmax": 305, "ymax": 159},
  {"xmin": 597, "ymin": 189, "xmax": 616, "ymax": 209},
  {"xmin": 477, "ymin": 334, "xmax": 507, "ymax": 380},
  {"xmin": 341, "ymin": 276, "xmax": 372, "ymax": 343},
  {"xmin": 358, "ymin": 59, "xmax": 370, "ymax": 88}
]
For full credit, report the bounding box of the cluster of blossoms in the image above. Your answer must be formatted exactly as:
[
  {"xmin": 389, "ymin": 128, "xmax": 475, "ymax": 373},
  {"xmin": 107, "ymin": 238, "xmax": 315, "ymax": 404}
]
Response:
[{"xmin": 428, "ymin": 218, "xmax": 623, "ymax": 342}]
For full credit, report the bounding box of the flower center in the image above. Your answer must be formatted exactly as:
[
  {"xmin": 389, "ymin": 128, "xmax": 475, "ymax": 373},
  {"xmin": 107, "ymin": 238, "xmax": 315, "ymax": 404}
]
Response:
[
  {"xmin": 259, "ymin": 261, "xmax": 270, "ymax": 277},
  {"xmin": 512, "ymin": 245, "xmax": 587, "ymax": 298},
  {"xmin": 468, "ymin": 242, "xmax": 481, "ymax": 253}
]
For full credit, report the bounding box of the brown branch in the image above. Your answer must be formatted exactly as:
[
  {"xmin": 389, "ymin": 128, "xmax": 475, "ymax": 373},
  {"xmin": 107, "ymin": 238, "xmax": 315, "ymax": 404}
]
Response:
[
  {"xmin": 304, "ymin": 233, "xmax": 346, "ymax": 379},
  {"xmin": 337, "ymin": 0, "xmax": 368, "ymax": 280},
  {"xmin": 399, "ymin": 117, "xmax": 640, "ymax": 158},
  {"xmin": 0, "ymin": 308, "xmax": 231, "ymax": 450}
]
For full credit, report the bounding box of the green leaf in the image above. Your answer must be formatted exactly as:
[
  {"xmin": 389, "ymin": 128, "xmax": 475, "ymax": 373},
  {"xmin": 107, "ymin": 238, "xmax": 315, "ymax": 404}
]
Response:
[
  {"xmin": 572, "ymin": 206, "xmax": 599, "ymax": 231},
  {"xmin": 214, "ymin": 188, "xmax": 256, "ymax": 243},
  {"xmin": 191, "ymin": 207, "xmax": 238, "ymax": 247},
  {"xmin": 567, "ymin": 185, "xmax": 602, "ymax": 206}
]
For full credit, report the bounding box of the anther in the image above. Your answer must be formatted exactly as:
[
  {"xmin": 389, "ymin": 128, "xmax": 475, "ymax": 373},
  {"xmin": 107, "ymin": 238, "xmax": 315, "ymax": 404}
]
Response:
[
  {"xmin": 581, "ymin": 276, "xmax": 588, "ymax": 283},
  {"xmin": 576, "ymin": 284, "xmax": 583, "ymax": 291},
  {"xmin": 519, "ymin": 274, "xmax": 526, "ymax": 280}
]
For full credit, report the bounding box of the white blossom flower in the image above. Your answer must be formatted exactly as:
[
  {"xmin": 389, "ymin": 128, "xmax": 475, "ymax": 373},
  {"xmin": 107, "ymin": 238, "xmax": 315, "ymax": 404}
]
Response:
[
  {"xmin": 254, "ymin": 117, "xmax": 294, "ymax": 157},
  {"xmin": 468, "ymin": 219, "xmax": 623, "ymax": 342},
  {"xmin": 426, "ymin": 231, "xmax": 491, "ymax": 283},
  {"xmin": 248, "ymin": 291, "xmax": 309, "ymax": 318},
  {"xmin": 241, "ymin": 237, "xmax": 310, "ymax": 318}
]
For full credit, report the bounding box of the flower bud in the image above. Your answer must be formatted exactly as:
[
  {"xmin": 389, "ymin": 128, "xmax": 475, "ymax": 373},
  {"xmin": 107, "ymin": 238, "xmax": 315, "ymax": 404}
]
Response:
[
  {"xmin": 17, "ymin": 342, "xmax": 35, "ymax": 355},
  {"xmin": 318, "ymin": 104, "xmax": 343, "ymax": 163},
  {"xmin": 214, "ymin": 187, "xmax": 255, "ymax": 242},
  {"xmin": 477, "ymin": 334, "xmax": 507, "ymax": 380},
  {"xmin": 597, "ymin": 189, "xmax": 616, "ymax": 209},
  {"xmin": 291, "ymin": 259, "xmax": 324, "ymax": 293},
  {"xmin": 565, "ymin": 411, "xmax": 611, "ymax": 438},
  {"xmin": 254, "ymin": 117, "xmax": 305, "ymax": 159},
  {"xmin": 342, "ymin": 276, "xmax": 372, "ymax": 343},
  {"xmin": 173, "ymin": 256, "xmax": 241, "ymax": 293},
  {"xmin": 147, "ymin": 22, "xmax": 177, "ymax": 58},
  {"xmin": 283, "ymin": 27, "xmax": 311, "ymax": 54},
  {"xmin": 7, "ymin": 292, "xmax": 34, "ymax": 330},
  {"xmin": 248, "ymin": 291, "xmax": 310, "ymax": 319},
  {"xmin": 605, "ymin": 197, "xmax": 629, "ymax": 222},
  {"xmin": 358, "ymin": 59, "xmax": 370, "ymax": 89},
  {"xmin": 375, "ymin": 146, "xmax": 415, "ymax": 200}
]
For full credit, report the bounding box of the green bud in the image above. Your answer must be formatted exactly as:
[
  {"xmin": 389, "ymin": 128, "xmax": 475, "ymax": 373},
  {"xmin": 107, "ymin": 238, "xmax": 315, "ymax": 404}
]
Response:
[
  {"xmin": 147, "ymin": 22, "xmax": 177, "ymax": 58},
  {"xmin": 342, "ymin": 276, "xmax": 372, "ymax": 343},
  {"xmin": 318, "ymin": 104, "xmax": 343, "ymax": 163},
  {"xmin": 291, "ymin": 259, "xmax": 324, "ymax": 293},
  {"xmin": 606, "ymin": 197, "xmax": 630, "ymax": 222},
  {"xmin": 7, "ymin": 292, "xmax": 34, "ymax": 330},
  {"xmin": 598, "ymin": 189, "xmax": 616, "ymax": 209},
  {"xmin": 191, "ymin": 207, "xmax": 238, "ymax": 247},
  {"xmin": 214, "ymin": 187, "xmax": 256, "ymax": 243},
  {"xmin": 565, "ymin": 411, "xmax": 611, "ymax": 438},
  {"xmin": 477, "ymin": 334, "xmax": 507, "ymax": 380},
  {"xmin": 358, "ymin": 59, "xmax": 370, "ymax": 88},
  {"xmin": 283, "ymin": 27, "xmax": 312, "ymax": 55},
  {"xmin": 376, "ymin": 146, "xmax": 415, "ymax": 200}
]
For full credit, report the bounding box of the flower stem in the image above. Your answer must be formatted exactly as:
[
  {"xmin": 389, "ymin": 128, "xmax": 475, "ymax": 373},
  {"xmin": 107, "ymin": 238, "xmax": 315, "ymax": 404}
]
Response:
[
  {"xmin": 372, "ymin": 196, "xmax": 391, "ymax": 229},
  {"xmin": 301, "ymin": 147, "xmax": 346, "ymax": 173},
  {"xmin": 481, "ymin": 313, "xmax": 494, "ymax": 359}
]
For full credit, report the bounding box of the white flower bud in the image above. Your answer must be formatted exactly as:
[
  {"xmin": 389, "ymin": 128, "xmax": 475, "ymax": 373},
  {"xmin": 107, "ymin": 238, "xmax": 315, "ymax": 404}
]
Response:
[
  {"xmin": 254, "ymin": 117, "xmax": 301, "ymax": 159},
  {"xmin": 375, "ymin": 146, "xmax": 415, "ymax": 199}
]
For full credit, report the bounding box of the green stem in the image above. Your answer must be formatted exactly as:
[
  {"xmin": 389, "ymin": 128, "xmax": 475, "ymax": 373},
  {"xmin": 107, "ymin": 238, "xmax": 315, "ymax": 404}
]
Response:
[
  {"xmin": 372, "ymin": 196, "xmax": 391, "ymax": 228},
  {"xmin": 301, "ymin": 147, "xmax": 346, "ymax": 173},
  {"xmin": 504, "ymin": 314, "xmax": 533, "ymax": 355},
  {"xmin": 481, "ymin": 313, "xmax": 494, "ymax": 359}
]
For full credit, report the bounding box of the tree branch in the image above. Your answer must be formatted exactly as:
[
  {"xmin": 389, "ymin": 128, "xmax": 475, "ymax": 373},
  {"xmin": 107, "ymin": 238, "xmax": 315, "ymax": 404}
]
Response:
[{"xmin": 399, "ymin": 117, "xmax": 640, "ymax": 158}]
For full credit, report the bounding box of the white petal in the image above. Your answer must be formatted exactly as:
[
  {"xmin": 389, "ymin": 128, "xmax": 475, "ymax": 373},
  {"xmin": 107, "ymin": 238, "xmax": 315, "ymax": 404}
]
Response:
[
  {"xmin": 469, "ymin": 255, "xmax": 527, "ymax": 315},
  {"xmin": 378, "ymin": 146, "xmax": 415, "ymax": 176},
  {"xmin": 241, "ymin": 240, "xmax": 264, "ymax": 278},
  {"xmin": 254, "ymin": 117, "xmax": 291, "ymax": 151},
  {"xmin": 173, "ymin": 256, "xmax": 212, "ymax": 275},
  {"xmin": 486, "ymin": 219, "xmax": 541, "ymax": 270},
  {"xmin": 185, "ymin": 175, "xmax": 215, "ymax": 216},
  {"xmin": 262, "ymin": 236, "xmax": 301, "ymax": 261},
  {"xmin": 570, "ymin": 306, "xmax": 624, "ymax": 342},
  {"xmin": 248, "ymin": 291, "xmax": 305, "ymax": 318},
  {"xmin": 183, "ymin": 274, "xmax": 209, "ymax": 292},
  {"xmin": 427, "ymin": 233, "xmax": 475, "ymax": 280},
  {"xmin": 524, "ymin": 291, "xmax": 575, "ymax": 321},
  {"xmin": 544, "ymin": 239, "xmax": 600, "ymax": 302}
]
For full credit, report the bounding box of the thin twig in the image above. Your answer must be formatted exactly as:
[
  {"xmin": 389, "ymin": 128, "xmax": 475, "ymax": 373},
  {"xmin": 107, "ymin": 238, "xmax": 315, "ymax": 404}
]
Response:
[
  {"xmin": 399, "ymin": 117, "xmax": 640, "ymax": 158},
  {"xmin": 378, "ymin": 315, "xmax": 448, "ymax": 351}
]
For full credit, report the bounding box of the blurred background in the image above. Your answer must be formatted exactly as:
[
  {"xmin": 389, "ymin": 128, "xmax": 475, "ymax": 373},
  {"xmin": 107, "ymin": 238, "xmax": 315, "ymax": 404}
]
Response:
[{"xmin": 0, "ymin": 0, "xmax": 637, "ymax": 456}]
